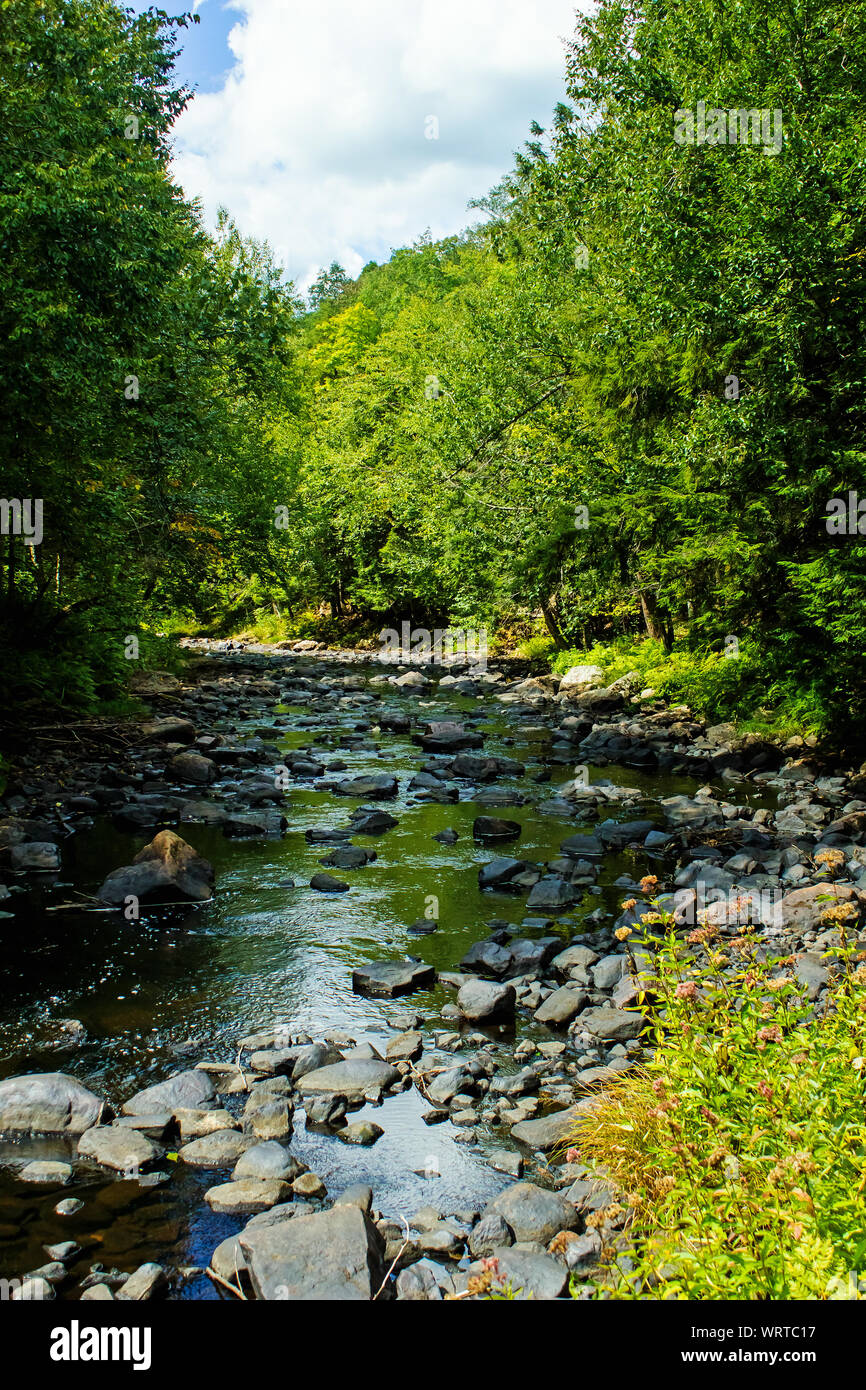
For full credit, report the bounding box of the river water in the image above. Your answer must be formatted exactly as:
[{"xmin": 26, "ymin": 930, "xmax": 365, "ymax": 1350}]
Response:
[{"xmin": 0, "ymin": 655, "xmax": 733, "ymax": 1297}]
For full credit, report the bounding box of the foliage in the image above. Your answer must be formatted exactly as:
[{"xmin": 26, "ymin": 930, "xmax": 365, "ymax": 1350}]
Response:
[{"xmin": 572, "ymin": 901, "xmax": 866, "ymax": 1299}]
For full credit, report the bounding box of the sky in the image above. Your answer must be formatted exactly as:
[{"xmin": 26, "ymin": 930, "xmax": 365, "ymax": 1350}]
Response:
[{"xmin": 127, "ymin": 0, "xmax": 582, "ymax": 290}]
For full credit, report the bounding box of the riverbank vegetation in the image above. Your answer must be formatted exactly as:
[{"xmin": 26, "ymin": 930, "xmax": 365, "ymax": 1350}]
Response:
[
  {"xmin": 2, "ymin": 0, "xmax": 865, "ymax": 740},
  {"xmin": 571, "ymin": 903, "xmax": 866, "ymax": 1299}
]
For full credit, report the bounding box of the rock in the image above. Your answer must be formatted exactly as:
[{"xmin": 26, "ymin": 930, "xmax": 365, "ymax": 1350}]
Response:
[
  {"xmin": 55, "ymin": 1198, "xmax": 84, "ymax": 1216},
  {"xmin": 319, "ymin": 847, "xmax": 376, "ymax": 869},
  {"xmin": 487, "ymin": 1148, "xmax": 524, "ymax": 1178},
  {"xmin": 559, "ymin": 665, "xmax": 604, "ymax": 691},
  {"xmin": 240, "ymin": 1204, "xmax": 386, "ymax": 1300},
  {"xmin": 384, "ymin": 1031, "xmax": 423, "ymax": 1062},
  {"xmin": 482, "ymin": 1182, "xmax": 578, "ymax": 1244},
  {"xmin": 794, "ymin": 953, "xmax": 830, "ymax": 1000},
  {"xmin": 130, "ymin": 670, "xmax": 181, "ymax": 696},
  {"xmin": 97, "ymin": 830, "xmax": 214, "ymax": 905},
  {"xmin": 769, "ymin": 883, "xmax": 864, "ymax": 933},
  {"xmin": 115, "ymin": 1263, "xmax": 168, "ymax": 1301},
  {"xmin": 457, "ymin": 978, "xmax": 516, "ymax": 1023},
  {"xmin": 352, "ymin": 960, "xmax": 436, "ymax": 998},
  {"xmin": 293, "ymin": 1172, "xmax": 327, "ymax": 1199},
  {"xmin": 334, "ymin": 774, "xmax": 398, "ymax": 799},
  {"xmin": 19, "ymin": 1160, "xmax": 72, "ymax": 1184},
  {"xmin": 350, "ymin": 810, "xmax": 399, "ymax": 834},
  {"xmin": 469, "ymin": 1212, "xmax": 514, "ymax": 1257},
  {"xmin": 478, "ymin": 857, "xmax": 531, "ymax": 890},
  {"xmin": 527, "ymin": 876, "xmax": 577, "ymax": 909},
  {"xmin": 580, "ymin": 1007, "xmax": 643, "ymax": 1041},
  {"xmin": 297, "ymin": 1059, "xmax": 399, "ymax": 1101},
  {"xmin": 123, "ymin": 1068, "xmax": 215, "ymax": 1116},
  {"xmin": 534, "ymin": 986, "xmax": 586, "ymax": 1027},
  {"xmin": 310, "ymin": 872, "xmax": 350, "ymax": 892},
  {"xmin": 0, "ymin": 1073, "xmax": 107, "ymax": 1135},
  {"xmin": 592, "ymin": 954, "xmax": 627, "ymax": 991},
  {"xmin": 211, "ymin": 1235, "xmax": 246, "ymax": 1284},
  {"xmin": 473, "ymin": 817, "xmax": 522, "ymax": 843},
  {"xmin": 232, "ymin": 1142, "xmax": 303, "ymax": 1182},
  {"xmin": 416, "ymin": 721, "xmax": 484, "ymax": 752},
  {"xmin": 564, "ymin": 1229, "xmax": 602, "ymax": 1272},
  {"xmin": 510, "ymin": 1106, "xmax": 585, "ymax": 1151},
  {"xmin": 78, "ymin": 1127, "xmax": 159, "ymax": 1171},
  {"xmin": 179, "ymin": 1130, "xmax": 254, "ymax": 1168},
  {"xmin": 204, "ymin": 1179, "xmax": 291, "ymax": 1215},
  {"xmin": 44, "ymin": 1241, "xmax": 79, "ymax": 1262},
  {"xmin": 1, "ymin": 842, "xmax": 61, "ymax": 871},
  {"xmin": 304, "ymin": 1094, "xmax": 348, "ymax": 1126},
  {"xmin": 168, "ymin": 751, "xmax": 217, "ymax": 785},
  {"xmin": 174, "ymin": 1107, "xmax": 239, "ymax": 1138},
  {"xmin": 140, "ymin": 717, "xmax": 196, "ymax": 744},
  {"xmin": 334, "ymin": 1184, "xmax": 373, "ymax": 1212},
  {"xmin": 337, "ymin": 1121, "xmax": 383, "ymax": 1146},
  {"xmin": 242, "ymin": 1096, "xmax": 293, "ymax": 1141},
  {"xmin": 80, "ymin": 1283, "xmax": 114, "ymax": 1301},
  {"xmin": 494, "ymin": 1248, "xmax": 569, "ymax": 1299},
  {"xmin": 460, "ymin": 939, "xmax": 512, "ymax": 977}
]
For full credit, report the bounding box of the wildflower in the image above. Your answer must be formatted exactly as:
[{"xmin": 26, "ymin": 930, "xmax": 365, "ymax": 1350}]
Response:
[
  {"xmin": 615, "ymin": 925, "xmax": 632, "ymax": 941},
  {"xmin": 757, "ymin": 1024, "xmax": 783, "ymax": 1048},
  {"xmin": 565, "ymin": 1146, "xmax": 581, "ymax": 1163},
  {"xmin": 480, "ymin": 1257, "xmax": 500, "ymax": 1274},
  {"xmin": 639, "ymin": 875, "xmax": 659, "ymax": 894},
  {"xmin": 621, "ymin": 898, "xmax": 637, "ymax": 912},
  {"xmin": 676, "ymin": 981, "xmax": 698, "ymax": 1000}
]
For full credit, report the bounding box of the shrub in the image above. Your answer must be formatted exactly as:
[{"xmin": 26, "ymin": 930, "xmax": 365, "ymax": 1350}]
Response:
[{"xmin": 571, "ymin": 902, "xmax": 866, "ymax": 1299}]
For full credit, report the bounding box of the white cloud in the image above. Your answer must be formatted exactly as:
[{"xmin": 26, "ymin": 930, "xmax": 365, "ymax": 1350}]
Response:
[{"xmin": 171, "ymin": 0, "xmax": 581, "ymax": 288}]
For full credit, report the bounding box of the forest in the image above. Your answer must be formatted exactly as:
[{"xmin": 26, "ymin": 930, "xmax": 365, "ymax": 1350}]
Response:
[{"xmin": 2, "ymin": 0, "xmax": 866, "ymax": 739}]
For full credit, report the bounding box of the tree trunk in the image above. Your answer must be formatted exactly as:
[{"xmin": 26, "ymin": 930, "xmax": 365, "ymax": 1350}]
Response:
[
  {"xmin": 639, "ymin": 587, "xmax": 673, "ymax": 650},
  {"xmin": 540, "ymin": 595, "xmax": 565, "ymax": 647}
]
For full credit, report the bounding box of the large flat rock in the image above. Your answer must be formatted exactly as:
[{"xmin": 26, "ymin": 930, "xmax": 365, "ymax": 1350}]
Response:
[
  {"xmin": 123, "ymin": 1069, "xmax": 216, "ymax": 1116},
  {"xmin": 510, "ymin": 1105, "xmax": 586, "ymax": 1152},
  {"xmin": 352, "ymin": 960, "xmax": 435, "ymax": 998},
  {"xmin": 296, "ymin": 1059, "xmax": 400, "ymax": 1101},
  {"xmin": 240, "ymin": 1204, "xmax": 385, "ymax": 1300}
]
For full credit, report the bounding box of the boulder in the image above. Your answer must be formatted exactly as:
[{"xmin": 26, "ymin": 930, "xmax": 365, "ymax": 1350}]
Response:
[
  {"xmin": 352, "ymin": 960, "xmax": 435, "ymax": 998},
  {"xmin": 457, "ymin": 978, "xmax": 516, "ymax": 1024},
  {"xmin": 482, "ymin": 1182, "xmax": 578, "ymax": 1244},
  {"xmin": 78, "ymin": 1127, "xmax": 159, "ymax": 1171},
  {"xmin": 510, "ymin": 1106, "xmax": 585, "ymax": 1152},
  {"xmin": 179, "ymin": 1130, "xmax": 254, "ymax": 1168},
  {"xmin": 472, "ymin": 817, "xmax": 522, "ymax": 843},
  {"xmin": 240, "ymin": 1204, "xmax": 386, "ymax": 1300},
  {"xmin": 580, "ymin": 1007, "xmax": 643, "ymax": 1041},
  {"xmin": 97, "ymin": 829, "xmax": 214, "ymax": 905},
  {"xmin": 534, "ymin": 986, "xmax": 586, "ymax": 1027},
  {"xmin": 168, "ymin": 751, "xmax": 217, "ymax": 785},
  {"xmin": 558, "ymin": 665, "xmax": 604, "ymax": 691},
  {"xmin": 204, "ymin": 1180, "xmax": 291, "ymax": 1216},
  {"xmin": 297, "ymin": 1058, "xmax": 400, "ymax": 1101},
  {"xmin": 0, "ymin": 1073, "xmax": 107, "ymax": 1135},
  {"xmin": 769, "ymin": 883, "xmax": 864, "ymax": 933},
  {"xmin": 123, "ymin": 1068, "xmax": 215, "ymax": 1116}
]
